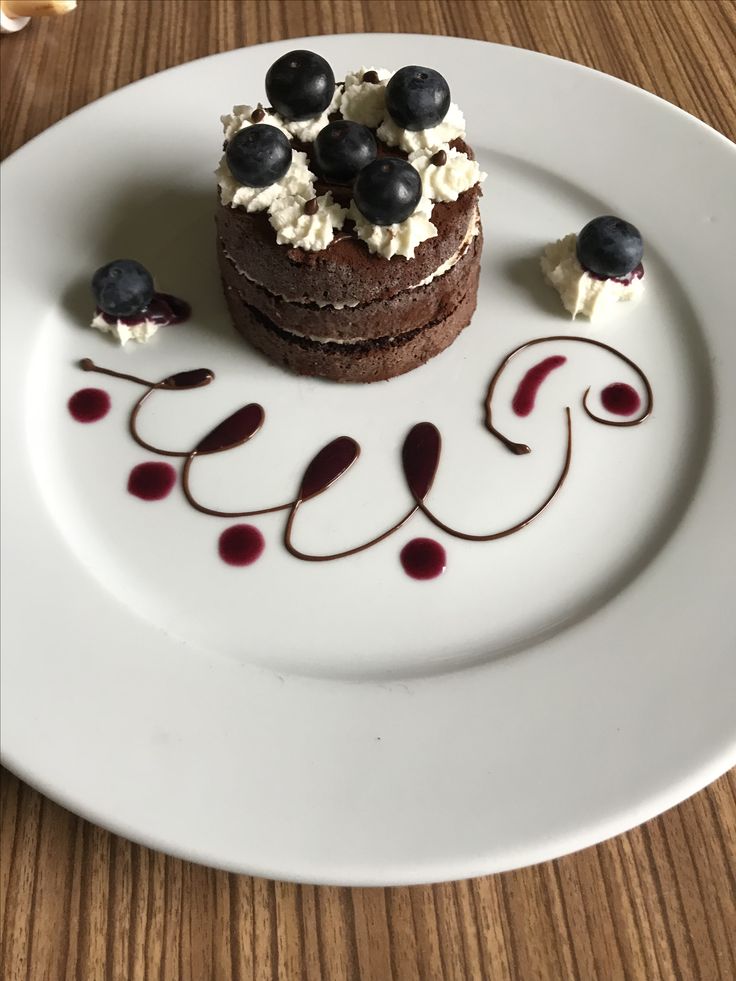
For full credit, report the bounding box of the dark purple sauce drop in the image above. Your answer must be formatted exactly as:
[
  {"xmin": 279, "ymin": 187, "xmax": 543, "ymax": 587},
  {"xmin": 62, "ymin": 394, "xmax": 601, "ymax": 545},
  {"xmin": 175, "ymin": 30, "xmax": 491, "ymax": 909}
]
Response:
[
  {"xmin": 95, "ymin": 292, "xmax": 191, "ymax": 327},
  {"xmin": 512, "ymin": 355, "xmax": 567, "ymax": 417},
  {"xmin": 400, "ymin": 538, "xmax": 446, "ymax": 580},
  {"xmin": 299, "ymin": 436, "xmax": 359, "ymax": 500},
  {"xmin": 402, "ymin": 423, "xmax": 441, "ymax": 500},
  {"xmin": 68, "ymin": 387, "xmax": 110, "ymax": 423},
  {"xmin": 127, "ymin": 462, "xmax": 176, "ymax": 501},
  {"xmin": 162, "ymin": 368, "xmax": 213, "ymax": 390},
  {"xmin": 196, "ymin": 404, "xmax": 264, "ymax": 455},
  {"xmin": 587, "ymin": 263, "xmax": 645, "ymax": 285},
  {"xmin": 601, "ymin": 382, "xmax": 641, "ymax": 416},
  {"xmin": 218, "ymin": 524, "xmax": 265, "ymax": 566}
]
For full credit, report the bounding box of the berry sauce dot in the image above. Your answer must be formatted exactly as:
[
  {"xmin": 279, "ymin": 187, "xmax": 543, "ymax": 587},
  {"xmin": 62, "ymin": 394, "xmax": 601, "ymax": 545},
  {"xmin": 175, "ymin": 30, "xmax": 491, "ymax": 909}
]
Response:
[
  {"xmin": 68, "ymin": 388, "xmax": 110, "ymax": 423},
  {"xmin": 400, "ymin": 538, "xmax": 446, "ymax": 580},
  {"xmin": 601, "ymin": 382, "xmax": 641, "ymax": 416},
  {"xmin": 127, "ymin": 462, "xmax": 177, "ymax": 501},
  {"xmin": 218, "ymin": 524, "xmax": 265, "ymax": 566}
]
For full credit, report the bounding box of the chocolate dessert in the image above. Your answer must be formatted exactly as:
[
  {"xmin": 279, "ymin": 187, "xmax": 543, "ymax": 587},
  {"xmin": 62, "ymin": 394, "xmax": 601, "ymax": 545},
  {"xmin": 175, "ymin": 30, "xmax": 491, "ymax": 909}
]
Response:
[{"xmin": 215, "ymin": 55, "xmax": 486, "ymax": 382}]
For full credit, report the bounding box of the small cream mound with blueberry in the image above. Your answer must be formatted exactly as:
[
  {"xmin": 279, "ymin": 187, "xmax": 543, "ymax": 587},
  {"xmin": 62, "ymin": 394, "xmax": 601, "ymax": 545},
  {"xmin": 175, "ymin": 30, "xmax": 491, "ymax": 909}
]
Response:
[
  {"xmin": 90, "ymin": 259, "xmax": 190, "ymax": 345},
  {"xmin": 541, "ymin": 216, "xmax": 644, "ymax": 320}
]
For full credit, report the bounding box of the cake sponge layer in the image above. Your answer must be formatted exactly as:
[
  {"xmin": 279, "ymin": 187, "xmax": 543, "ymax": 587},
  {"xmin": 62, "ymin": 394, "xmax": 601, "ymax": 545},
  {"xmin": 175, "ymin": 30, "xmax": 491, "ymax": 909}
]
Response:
[
  {"xmin": 221, "ymin": 243, "xmax": 481, "ymax": 383},
  {"xmin": 217, "ymin": 218, "xmax": 480, "ymax": 342},
  {"xmin": 215, "ymin": 185, "xmax": 481, "ymax": 310}
]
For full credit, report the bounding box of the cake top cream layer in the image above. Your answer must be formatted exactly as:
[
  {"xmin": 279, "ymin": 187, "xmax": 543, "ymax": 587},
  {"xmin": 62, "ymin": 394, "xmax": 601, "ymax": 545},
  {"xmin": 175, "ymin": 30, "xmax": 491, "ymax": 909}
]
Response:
[{"xmin": 217, "ymin": 62, "xmax": 485, "ymax": 259}]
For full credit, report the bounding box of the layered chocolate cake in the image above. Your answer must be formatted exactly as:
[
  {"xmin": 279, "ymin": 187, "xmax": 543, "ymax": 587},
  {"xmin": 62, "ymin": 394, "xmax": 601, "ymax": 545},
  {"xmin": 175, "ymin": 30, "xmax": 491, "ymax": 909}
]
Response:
[{"xmin": 215, "ymin": 53, "xmax": 485, "ymax": 382}]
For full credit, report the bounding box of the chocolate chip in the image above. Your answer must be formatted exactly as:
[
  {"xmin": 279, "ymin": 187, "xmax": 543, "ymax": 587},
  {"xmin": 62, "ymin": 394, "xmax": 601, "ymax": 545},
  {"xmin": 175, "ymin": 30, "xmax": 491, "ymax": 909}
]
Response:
[
  {"xmin": 222, "ymin": 140, "xmax": 228, "ymax": 151},
  {"xmin": 430, "ymin": 149, "xmax": 447, "ymax": 167},
  {"xmin": 362, "ymin": 70, "xmax": 380, "ymax": 84},
  {"xmin": 251, "ymin": 105, "xmax": 266, "ymax": 123},
  {"xmin": 304, "ymin": 198, "xmax": 319, "ymax": 215}
]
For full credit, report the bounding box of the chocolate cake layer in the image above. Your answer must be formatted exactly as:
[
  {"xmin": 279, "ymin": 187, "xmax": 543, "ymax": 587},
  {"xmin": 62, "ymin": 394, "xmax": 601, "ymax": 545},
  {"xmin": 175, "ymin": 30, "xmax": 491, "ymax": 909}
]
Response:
[
  {"xmin": 221, "ymin": 254, "xmax": 481, "ymax": 383},
  {"xmin": 215, "ymin": 184, "xmax": 481, "ymax": 308},
  {"xmin": 217, "ymin": 218, "xmax": 481, "ymax": 341}
]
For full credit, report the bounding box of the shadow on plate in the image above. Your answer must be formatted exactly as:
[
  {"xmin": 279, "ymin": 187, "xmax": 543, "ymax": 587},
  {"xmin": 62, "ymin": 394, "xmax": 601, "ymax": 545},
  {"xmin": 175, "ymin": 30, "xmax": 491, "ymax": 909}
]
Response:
[
  {"xmin": 60, "ymin": 181, "xmax": 250, "ymax": 356},
  {"xmin": 502, "ymin": 253, "xmax": 565, "ymax": 317}
]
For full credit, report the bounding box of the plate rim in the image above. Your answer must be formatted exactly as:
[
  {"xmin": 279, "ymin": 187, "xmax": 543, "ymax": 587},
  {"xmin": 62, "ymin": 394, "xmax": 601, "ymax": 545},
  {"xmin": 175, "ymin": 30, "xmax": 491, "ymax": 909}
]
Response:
[{"xmin": 2, "ymin": 33, "xmax": 735, "ymax": 886}]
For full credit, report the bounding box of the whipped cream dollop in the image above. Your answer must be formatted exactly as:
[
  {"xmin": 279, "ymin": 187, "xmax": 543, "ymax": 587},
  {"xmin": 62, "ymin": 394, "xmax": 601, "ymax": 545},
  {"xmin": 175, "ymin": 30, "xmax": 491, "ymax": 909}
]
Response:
[
  {"xmin": 348, "ymin": 198, "xmax": 437, "ymax": 259},
  {"xmin": 541, "ymin": 234, "xmax": 644, "ymax": 320},
  {"xmin": 377, "ymin": 101, "xmax": 466, "ymax": 153},
  {"xmin": 339, "ymin": 66, "xmax": 392, "ymax": 127},
  {"xmin": 220, "ymin": 104, "xmax": 291, "ymax": 141},
  {"xmin": 217, "ymin": 149, "xmax": 314, "ymax": 212},
  {"xmin": 279, "ymin": 86, "xmax": 342, "ymax": 142},
  {"xmin": 90, "ymin": 313, "xmax": 159, "ymax": 345},
  {"xmin": 409, "ymin": 143, "xmax": 485, "ymax": 202},
  {"xmin": 268, "ymin": 192, "xmax": 347, "ymax": 251}
]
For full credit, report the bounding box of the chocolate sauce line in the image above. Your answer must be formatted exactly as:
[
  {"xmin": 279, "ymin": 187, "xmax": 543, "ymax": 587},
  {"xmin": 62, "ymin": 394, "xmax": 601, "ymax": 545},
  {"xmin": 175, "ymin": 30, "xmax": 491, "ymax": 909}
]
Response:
[
  {"xmin": 181, "ymin": 453, "xmax": 297, "ymax": 518},
  {"xmin": 80, "ymin": 359, "xmax": 215, "ymax": 392},
  {"xmin": 284, "ymin": 502, "xmax": 418, "ymax": 562},
  {"xmin": 77, "ymin": 339, "xmax": 649, "ymax": 566},
  {"xmin": 484, "ymin": 336, "xmax": 653, "ymax": 454},
  {"xmin": 414, "ymin": 408, "xmax": 572, "ymax": 541},
  {"xmin": 129, "ymin": 390, "xmax": 195, "ymax": 457},
  {"xmin": 79, "ymin": 358, "xmax": 159, "ymax": 390}
]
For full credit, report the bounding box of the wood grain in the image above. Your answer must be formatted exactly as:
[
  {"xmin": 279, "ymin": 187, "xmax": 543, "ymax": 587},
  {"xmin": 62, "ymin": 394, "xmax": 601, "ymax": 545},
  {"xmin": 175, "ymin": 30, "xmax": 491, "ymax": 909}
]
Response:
[{"xmin": 1, "ymin": 2, "xmax": 735, "ymax": 979}]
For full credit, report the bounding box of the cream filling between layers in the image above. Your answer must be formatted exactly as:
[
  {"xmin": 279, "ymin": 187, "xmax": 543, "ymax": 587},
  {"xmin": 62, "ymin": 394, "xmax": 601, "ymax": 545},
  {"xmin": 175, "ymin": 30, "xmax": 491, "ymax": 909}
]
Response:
[{"xmin": 222, "ymin": 209, "xmax": 479, "ymax": 343}]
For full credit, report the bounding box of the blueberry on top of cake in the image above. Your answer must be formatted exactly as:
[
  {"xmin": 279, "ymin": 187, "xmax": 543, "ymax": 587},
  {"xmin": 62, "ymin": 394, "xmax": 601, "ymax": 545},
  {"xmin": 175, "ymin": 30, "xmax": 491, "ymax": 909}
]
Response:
[{"xmin": 215, "ymin": 54, "xmax": 486, "ymax": 382}]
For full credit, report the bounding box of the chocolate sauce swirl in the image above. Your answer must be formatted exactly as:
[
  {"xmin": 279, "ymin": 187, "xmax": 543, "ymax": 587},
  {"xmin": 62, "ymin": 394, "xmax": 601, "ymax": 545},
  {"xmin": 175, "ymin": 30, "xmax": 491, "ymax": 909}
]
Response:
[
  {"xmin": 484, "ymin": 336, "xmax": 653, "ymax": 455},
  {"xmin": 284, "ymin": 437, "xmax": 418, "ymax": 562},
  {"xmin": 404, "ymin": 409, "xmax": 572, "ymax": 541},
  {"xmin": 81, "ymin": 359, "xmax": 217, "ymax": 457},
  {"xmin": 77, "ymin": 333, "xmax": 652, "ymax": 567},
  {"xmin": 80, "ymin": 359, "xmax": 297, "ymax": 516}
]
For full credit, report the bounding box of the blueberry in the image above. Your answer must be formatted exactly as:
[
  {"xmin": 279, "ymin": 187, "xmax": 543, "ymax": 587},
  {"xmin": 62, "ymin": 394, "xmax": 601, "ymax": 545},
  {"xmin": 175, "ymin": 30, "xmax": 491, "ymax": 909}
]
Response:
[
  {"xmin": 313, "ymin": 120, "xmax": 377, "ymax": 182},
  {"xmin": 385, "ymin": 66, "xmax": 451, "ymax": 131},
  {"xmin": 353, "ymin": 158, "xmax": 422, "ymax": 226},
  {"xmin": 226, "ymin": 125, "xmax": 292, "ymax": 187},
  {"xmin": 576, "ymin": 215, "xmax": 643, "ymax": 278},
  {"xmin": 265, "ymin": 50, "xmax": 335, "ymax": 121},
  {"xmin": 91, "ymin": 259, "xmax": 154, "ymax": 318}
]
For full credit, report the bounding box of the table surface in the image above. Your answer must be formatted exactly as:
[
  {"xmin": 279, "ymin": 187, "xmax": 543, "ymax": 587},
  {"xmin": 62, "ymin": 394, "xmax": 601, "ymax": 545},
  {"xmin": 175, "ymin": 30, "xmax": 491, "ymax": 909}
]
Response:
[{"xmin": 1, "ymin": 1, "xmax": 735, "ymax": 978}]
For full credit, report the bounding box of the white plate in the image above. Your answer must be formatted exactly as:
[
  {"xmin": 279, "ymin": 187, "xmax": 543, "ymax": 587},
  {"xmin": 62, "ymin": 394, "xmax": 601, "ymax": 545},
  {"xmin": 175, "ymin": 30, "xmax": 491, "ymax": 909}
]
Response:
[{"xmin": 2, "ymin": 35, "xmax": 735, "ymax": 886}]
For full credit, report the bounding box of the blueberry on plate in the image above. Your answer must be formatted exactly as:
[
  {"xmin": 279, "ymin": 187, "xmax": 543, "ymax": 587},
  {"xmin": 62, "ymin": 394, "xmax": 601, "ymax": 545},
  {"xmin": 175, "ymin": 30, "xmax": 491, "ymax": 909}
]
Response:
[
  {"xmin": 265, "ymin": 50, "xmax": 335, "ymax": 121},
  {"xmin": 226, "ymin": 125, "xmax": 292, "ymax": 187},
  {"xmin": 576, "ymin": 215, "xmax": 644, "ymax": 278},
  {"xmin": 313, "ymin": 120, "xmax": 377, "ymax": 182},
  {"xmin": 385, "ymin": 66, "xmax": 451, "ymax": 131},
  {"xmin": 353, "ymin": 158, "xmax": 422, "ymax": 226},
  {"xmin": 91, "ymin": 259, "xmax": 154, "ymax": 318}
]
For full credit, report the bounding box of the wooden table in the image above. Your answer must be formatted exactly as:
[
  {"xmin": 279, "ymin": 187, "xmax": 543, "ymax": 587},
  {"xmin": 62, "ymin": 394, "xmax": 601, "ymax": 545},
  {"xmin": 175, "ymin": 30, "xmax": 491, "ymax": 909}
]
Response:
[{"xmin": 1, "ymin": 2, "xmax": 734, "ymax": 978}]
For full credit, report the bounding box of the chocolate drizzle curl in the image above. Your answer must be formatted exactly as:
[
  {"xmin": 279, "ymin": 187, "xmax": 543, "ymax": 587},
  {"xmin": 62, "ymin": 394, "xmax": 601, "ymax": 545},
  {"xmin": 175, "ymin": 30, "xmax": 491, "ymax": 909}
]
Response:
[
  {"xmin": 402, "ymin": 423, "xmax": 441, "ymax": 500},
  {"xmin": 195, "ymin": 404, "xmax": 264, "ymax": 455},
  {"xmin": 284, "ymin": 437, "xmax": 419, "ymax": 562},
  {"xmin": 485, "ymin": 335, "xmax": 653, "ymax": 454},
  {"xmin": 407, "ymin": 409, "xmax": 573, "ymax": 541},
  {"xmin": 299, "ymin": 437, "xmax": 360, "ymax": 500},
  {"xmin": 77, "ymin": 333, "xmax": 652, "ymax": 566}
]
